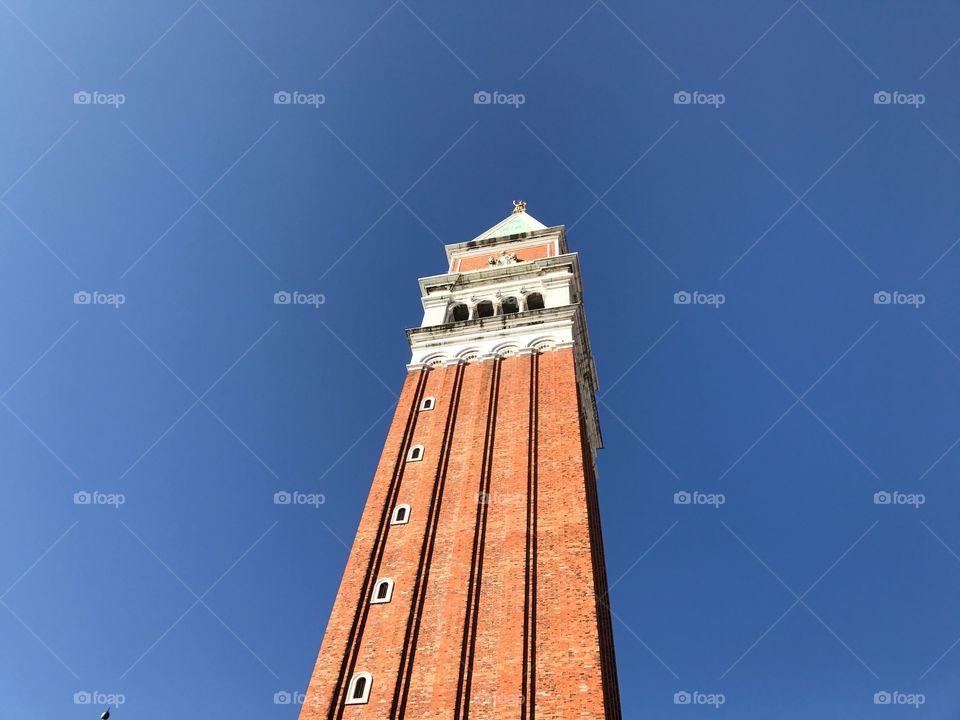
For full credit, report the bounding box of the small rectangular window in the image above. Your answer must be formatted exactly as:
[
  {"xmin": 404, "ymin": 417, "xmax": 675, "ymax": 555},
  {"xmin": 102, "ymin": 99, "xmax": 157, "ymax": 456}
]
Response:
[
  {"xmin": 407, "ymin": 445, "xmax": 424, "ymax": 462},
  {"xmin": 420, "ymin": 397, "xmax": 436, "ymax": 411}
]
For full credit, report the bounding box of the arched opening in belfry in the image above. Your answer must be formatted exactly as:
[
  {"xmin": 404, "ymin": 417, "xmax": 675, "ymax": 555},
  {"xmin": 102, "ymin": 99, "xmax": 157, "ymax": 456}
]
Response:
[
  {"xmin": 449, "ymin": 303, "xmax": 469, "ymax": 322},
  {"xmin": 501, "ymin": 296, "xmax": 520, "ymax": 314},
  {"xmin": 525, "ymin": 292, "xmax": 545, "ymax": 310},
  {"xmin": 475, "ymin": 300, "xmax": 494, "ymax": 318}
]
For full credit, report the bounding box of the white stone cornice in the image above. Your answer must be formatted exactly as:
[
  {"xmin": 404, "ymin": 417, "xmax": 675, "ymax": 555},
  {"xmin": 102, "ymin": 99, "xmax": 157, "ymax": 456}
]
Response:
[{"xmin": 406, "ymin": 304, "xmax": 602, "ymax": 457}]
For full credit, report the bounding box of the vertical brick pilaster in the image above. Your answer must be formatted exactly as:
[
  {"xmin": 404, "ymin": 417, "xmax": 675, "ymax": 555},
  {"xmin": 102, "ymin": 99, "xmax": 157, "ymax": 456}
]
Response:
[
  {"xmin": 454, "ymin": 358, "xmax": 501, "ymax": 720},
  {"xmin": 534, "ymin": 348, "xmax": 611, "ymax": 719},
  {"xmin": 470, "ymin": 353, "xmax": 533, "ymax": 718}
]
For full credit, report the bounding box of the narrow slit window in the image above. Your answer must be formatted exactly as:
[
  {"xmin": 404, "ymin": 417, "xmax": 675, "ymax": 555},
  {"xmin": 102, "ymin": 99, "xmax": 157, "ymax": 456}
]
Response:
[
  {"xmin": 501, "ymin": 296, "xmax": 520, "ymax": 314},
  {"xmin": 420, "ymin": 397, "xmax": 435, "ymax": 411},
  {"xmin": 526, "ymin": 292, "xmax": 545, "ymax": 310},
  {"xmin": 346, "ymin": 672, "xmax": 372, "ymax": 704},
  {"xmin": 391, "ymin": 504, "xmax": 410, "ymax": 525},
  {"xmin": 371, "ymin": 578, "xmax": 394, "ymax": 604},
  {"xmin": 407, "ymin": 445, "xmax": 424, "ymax": 462},
  {"xmin": 475, "ymin": 300, "xmax": 494, "ymax": 318}
]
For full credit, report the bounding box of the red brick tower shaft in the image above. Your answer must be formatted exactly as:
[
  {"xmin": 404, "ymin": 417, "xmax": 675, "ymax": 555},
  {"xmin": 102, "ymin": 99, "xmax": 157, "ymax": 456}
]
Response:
[{"xmin": 299, "ymin": 206, "xmax": 621, "ymax": 719}]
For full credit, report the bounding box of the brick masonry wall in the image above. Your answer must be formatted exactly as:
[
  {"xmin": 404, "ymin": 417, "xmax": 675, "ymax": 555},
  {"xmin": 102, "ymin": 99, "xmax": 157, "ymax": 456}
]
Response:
[
  {"xmin": 469, "ymin": 353, "xmax": 531, "ymax": 718},
  {"xmin": 534, "ymin": 349, "xmax": 615, "ymax": 719},
  {"xmin": 405, "ymin": 358, "xmax": 494, "ymax": 718},
  {"xmin": 298, "ymin": 348, "xmax": 620, "ymax": 720}
]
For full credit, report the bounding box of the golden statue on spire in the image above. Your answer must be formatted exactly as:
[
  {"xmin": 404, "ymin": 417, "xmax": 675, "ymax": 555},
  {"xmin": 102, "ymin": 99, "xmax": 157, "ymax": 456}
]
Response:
[{"xmin": 512, "ymin": 199, "xmax": 526, "ymax": 214}]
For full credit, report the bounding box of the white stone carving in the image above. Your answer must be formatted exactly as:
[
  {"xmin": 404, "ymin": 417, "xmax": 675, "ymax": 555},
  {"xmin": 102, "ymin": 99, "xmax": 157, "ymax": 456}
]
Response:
[{"xmin": 487, "ymin": 250, "xmax": 519, "ymax": 266}]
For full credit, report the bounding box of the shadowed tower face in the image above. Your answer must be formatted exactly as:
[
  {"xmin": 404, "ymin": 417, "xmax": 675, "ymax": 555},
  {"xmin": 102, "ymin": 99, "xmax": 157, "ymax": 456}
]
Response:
[{"xmin": 299, "ymin": 204, "xmax": 621, "ymax": 720}]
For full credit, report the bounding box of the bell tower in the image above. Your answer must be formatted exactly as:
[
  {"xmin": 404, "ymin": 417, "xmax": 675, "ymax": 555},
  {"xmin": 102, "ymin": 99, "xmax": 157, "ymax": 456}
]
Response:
[{"xmin": 299, "ymin": 204, "xmax": 621, "ymax": 719}]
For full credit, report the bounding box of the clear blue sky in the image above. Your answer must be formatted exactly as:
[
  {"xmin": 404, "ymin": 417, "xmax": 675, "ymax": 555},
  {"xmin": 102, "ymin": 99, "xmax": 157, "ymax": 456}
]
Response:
[{"xmin": 2, "ymin": 1, "xmax": 960, "ymax": 717}]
